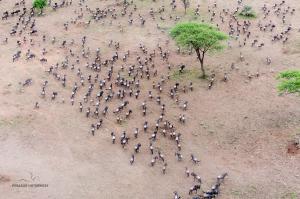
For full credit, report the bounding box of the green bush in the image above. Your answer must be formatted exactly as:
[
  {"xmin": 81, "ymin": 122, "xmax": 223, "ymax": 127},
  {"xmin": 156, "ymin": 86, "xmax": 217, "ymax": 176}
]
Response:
[
  {"xmin": 277, "ymin": 70, "xmax": 300, "ymax": 94},
  {"xmin": 239, "ymin": 6, "xmax": 256, "ymax": 18},
  {"xmin": 33, "ymin": 0, "xmax": 47, "ymax": 10}
]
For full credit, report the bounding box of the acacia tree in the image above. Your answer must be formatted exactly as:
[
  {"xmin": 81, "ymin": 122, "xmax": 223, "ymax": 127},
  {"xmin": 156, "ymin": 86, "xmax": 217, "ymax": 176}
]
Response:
[
  {"xmin": 181, "ymin": 0, "xmax": 190, "ymax": 14},
  {"xmin": 170, "ymin": 23, "xmax": 228, "ymax": 78},
  {"xmin": 33, "ymin": 0, "xmax": 47, "ymax": 14},
  {"xmin": 277, "ymin": 70, "xmax": 300, "ymax": 94}
]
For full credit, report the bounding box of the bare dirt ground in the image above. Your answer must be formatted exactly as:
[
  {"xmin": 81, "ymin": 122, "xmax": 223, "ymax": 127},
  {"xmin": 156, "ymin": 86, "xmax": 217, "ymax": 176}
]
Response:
[{"xmin": 0, "ymin": 0, "xmax": 300, "ymax": 198}]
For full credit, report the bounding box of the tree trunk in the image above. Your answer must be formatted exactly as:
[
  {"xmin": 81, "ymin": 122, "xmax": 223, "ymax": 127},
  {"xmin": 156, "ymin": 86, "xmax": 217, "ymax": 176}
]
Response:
[
  {"xmin": 195, "ymin": 49, "xmax": 206, "ymax": 78},
  {"xmin": 200, "ymin": 58, "xmax": 205, "ymax": 78},
  {"xmin": 38, "ymin": 8, "xmax": 43, "ymax": 16}
]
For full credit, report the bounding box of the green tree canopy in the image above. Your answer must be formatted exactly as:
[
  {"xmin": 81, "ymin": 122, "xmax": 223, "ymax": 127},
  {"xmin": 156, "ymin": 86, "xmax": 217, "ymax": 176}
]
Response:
[
  {"xmin": 277, "ymin": 70, "xmax": 300, "ymax": 94},
  {"xmin": 33, "ymin": 0, "xmax": 47, "ymax": 10},
  {"xmin": 170, "ymin": 23, "xmax": 228, "ymax": 77}
]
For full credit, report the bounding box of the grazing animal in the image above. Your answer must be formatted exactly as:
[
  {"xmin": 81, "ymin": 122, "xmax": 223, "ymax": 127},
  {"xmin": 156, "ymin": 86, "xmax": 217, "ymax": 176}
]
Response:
[{"xmin": 191, "ymin": 154, "xmax": 200, "ymax": 164}]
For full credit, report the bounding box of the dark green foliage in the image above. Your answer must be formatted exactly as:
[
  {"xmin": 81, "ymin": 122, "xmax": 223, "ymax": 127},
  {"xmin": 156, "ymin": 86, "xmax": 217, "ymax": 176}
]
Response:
[
  {"xmin": 277, "ymin": 70, "xmax": 300, "ymax": 94},
  {"xmin": 239, "ymin": 6, "xmax": 256, "ymax": 18},
  {"xmin": 33, "ymin": 0, "xmax": 47, "ymax": 10},
  {"xmin": 170, "ymin": 23, "xmax": 228, "ymax": 51}
]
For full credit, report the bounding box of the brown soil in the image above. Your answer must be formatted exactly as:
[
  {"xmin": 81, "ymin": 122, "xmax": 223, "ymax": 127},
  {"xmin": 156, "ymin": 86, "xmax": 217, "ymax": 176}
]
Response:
[
  {"xmin": 287, "ymin": 141, "xmax": 299, "ymax": 155},
  {"xmin": 0, "ymin": 0, "xmax": 299, "ymax": 199}
]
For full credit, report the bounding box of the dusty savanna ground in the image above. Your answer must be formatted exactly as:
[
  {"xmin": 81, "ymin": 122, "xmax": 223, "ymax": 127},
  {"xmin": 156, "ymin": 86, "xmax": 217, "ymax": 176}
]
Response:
[{"xmin": 0, "ymin": 0, "xmax": 300, "ymax": 198}]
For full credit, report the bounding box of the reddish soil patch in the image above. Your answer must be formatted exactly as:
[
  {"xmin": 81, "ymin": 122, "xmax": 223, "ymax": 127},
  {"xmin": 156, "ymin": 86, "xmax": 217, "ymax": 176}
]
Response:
[
  {"xmin": 0, "ymin": 175, "xmax": 10, "ymax": 184},
  {"xmin": 287, "ymin": 141, "xmax": 300, "ymax": 155}
]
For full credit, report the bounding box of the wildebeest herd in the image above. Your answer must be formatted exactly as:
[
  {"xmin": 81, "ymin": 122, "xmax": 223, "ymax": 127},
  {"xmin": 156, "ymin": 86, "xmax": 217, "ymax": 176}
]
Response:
[{"xmin": 1, "ymin": 0, "xmax": 299, "ymax": 198}]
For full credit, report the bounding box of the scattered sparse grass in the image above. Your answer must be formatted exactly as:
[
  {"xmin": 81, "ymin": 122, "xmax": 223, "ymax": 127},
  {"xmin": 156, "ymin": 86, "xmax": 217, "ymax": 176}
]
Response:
[
  {"xmin": 134, "ymin": 0, "xmax": 154, "ymax": 7},
  {"xmin": 231, "ymin": 190, "xmax": 242, "ymax": 197},
  {"xmin": 117, "ymin": 120, "xmax": 128, "ymax": 127},
  {"xmin": 283, "ymin": 40, "xmax": 300, "ymax": 54},
  {"xmin": 173, "ymin": 8, "xmax": 207, "ymax": 22},
  {"xmin": 294, "ymin": 41, "xmax": 300, "ymax": 51},
  {"xmin": 0, "ymin": 119, "xmax": 18, "ymax": 128},
  {"xmin": 0, "ymin": 119, "xmax": 10, "ymax": 127},
  {"xmin": 136, "ymin": 0, "xmax": 153, "ymax": 2},
  {"xmin": 157, "ymin": 23, "xmax": 172, "ymax": 31},
  {"xmin": 281, "ymin": 192, "xmax": 298, "ymax": 199},
  {"xmin": 185, "ymin": 8, "xmax": 194, "ymax": 16},
  {"xmin": 0, "ymin": 116, "xmax": 34, "ymax": 128},
  {"xmin": 230, "ymin": 186, "xmax": 258, "ymax": 198},
  {"xmin": 170, "ymin": 68, "xmax": 202, "ymax": 81},
  {"xmin": 277, "ymin": 70, "xmax": 300, "ymax": 94},
  {"xmin": 184, "ymin": 8, "xmax": 200, "ymax": 21},
  {"xmin": 290, "ymin": 192, "xmax": 298, "ymax": 199}
]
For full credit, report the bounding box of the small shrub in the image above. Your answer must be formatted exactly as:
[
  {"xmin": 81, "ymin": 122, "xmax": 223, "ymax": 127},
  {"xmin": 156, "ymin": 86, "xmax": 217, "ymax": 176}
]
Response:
[
  {"xmin": 33, "ymin": 0, "xmax": 47, "ymax": 10},
  {"xmin": 239, "ymin": 6, "xmax": 256, "ymax": 18},
  {"xmin": 277, "ymin": 70, "xmax": 300, "ymax": 94}
]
